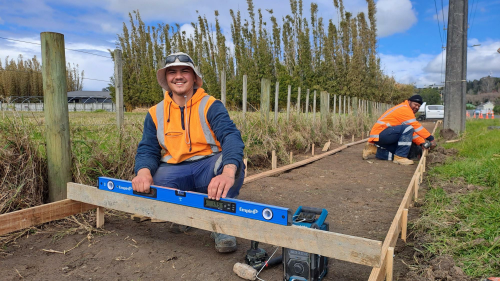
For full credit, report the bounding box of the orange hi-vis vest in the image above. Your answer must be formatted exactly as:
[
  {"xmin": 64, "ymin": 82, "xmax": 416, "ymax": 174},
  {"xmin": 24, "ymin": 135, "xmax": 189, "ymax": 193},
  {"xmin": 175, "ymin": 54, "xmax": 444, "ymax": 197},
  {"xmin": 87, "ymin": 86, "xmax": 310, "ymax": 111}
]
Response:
[
  {"xmin": 148, "ymin": 88, "xmax": 222, "ymax": 164},
  {"xmin": 368, "ymin": 100, "xmax": 431, "ymax": 145}
]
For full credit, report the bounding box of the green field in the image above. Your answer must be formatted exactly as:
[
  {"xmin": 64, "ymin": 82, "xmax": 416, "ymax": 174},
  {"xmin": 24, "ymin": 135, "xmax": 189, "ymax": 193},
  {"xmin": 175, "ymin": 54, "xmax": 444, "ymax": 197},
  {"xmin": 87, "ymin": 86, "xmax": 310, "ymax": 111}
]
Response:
[{"xmin": 413, "ymin": 119, "xmax": 500, "ymax": 278}]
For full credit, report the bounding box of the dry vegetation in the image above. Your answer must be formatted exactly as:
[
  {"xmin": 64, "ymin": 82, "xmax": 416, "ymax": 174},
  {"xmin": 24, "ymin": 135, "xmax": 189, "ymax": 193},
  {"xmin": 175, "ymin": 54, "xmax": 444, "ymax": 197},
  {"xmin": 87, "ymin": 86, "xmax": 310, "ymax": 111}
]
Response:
[{"xmin": 0, "ymin": 109, "xmax": 377, "ymax": 215}]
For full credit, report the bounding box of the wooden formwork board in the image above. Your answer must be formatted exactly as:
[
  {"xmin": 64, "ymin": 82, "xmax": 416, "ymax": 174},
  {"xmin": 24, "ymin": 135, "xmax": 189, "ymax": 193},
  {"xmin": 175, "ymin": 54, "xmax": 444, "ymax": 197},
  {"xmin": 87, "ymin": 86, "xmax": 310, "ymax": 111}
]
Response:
[
  {"xmin": 368, "ymin": 121, "xmax": 441, "ymax": 281},
  {"xmin": 67, "ymin": 182, "xmax": 382, "ymax": 267},
  {"xmin": 244, "ymin": 139, "xmax": 366, "ymax": 184},
  {"xmin": 0, "ymin": 199, "xmax": 96, "ymax": 236}
]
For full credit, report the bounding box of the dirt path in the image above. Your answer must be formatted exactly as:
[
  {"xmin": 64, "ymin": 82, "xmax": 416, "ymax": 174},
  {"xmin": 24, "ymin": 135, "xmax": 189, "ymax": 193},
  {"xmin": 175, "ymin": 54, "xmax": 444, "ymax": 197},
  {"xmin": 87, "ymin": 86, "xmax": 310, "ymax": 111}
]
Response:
[{"xmin": 0, "ymin": 122, "xmax": 438, "ymax": 281}]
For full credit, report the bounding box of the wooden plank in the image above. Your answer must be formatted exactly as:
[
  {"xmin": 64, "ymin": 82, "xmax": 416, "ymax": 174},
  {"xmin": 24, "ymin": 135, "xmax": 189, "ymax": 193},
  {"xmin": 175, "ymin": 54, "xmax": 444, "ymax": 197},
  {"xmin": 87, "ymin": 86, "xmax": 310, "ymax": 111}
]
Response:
[
  {"xmin": 0, "ymin": 199, "xmax": 96, "ymax": 236},
  {"xmin": 67, "ymin": 183, "xmax": 382, "ymax": 267},
  {"xmin": 369, "ymin": 121, "xmax": 441, "ymax": 281},
  {"xmin": 244, "ymin": 139, "xmax": 367, "ymax": 184}
]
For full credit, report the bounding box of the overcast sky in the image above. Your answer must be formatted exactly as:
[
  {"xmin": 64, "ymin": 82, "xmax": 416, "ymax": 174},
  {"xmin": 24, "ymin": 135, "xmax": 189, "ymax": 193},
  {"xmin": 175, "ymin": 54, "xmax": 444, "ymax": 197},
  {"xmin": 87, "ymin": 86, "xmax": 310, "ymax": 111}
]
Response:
[{"xmin": 1, "ymin": 0, "xmax": 499, "ymax": 90}]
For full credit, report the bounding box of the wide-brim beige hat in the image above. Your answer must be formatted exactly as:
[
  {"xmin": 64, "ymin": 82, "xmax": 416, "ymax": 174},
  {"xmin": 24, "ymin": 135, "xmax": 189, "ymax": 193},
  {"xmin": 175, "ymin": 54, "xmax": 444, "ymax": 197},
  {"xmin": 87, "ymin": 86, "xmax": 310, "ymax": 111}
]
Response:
[{"xmin": 156, "ymin": 52, "xmax": 203, "ymax": 92}]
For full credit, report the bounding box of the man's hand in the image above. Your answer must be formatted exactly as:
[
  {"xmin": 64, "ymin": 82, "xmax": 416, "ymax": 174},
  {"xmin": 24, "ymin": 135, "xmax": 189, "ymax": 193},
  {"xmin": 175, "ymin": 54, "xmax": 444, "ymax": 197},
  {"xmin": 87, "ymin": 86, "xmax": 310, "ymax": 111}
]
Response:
[
  {"xmin": 208, "ymin": 164, "xmax": 236, "ymax": 200},
  {"xmin": 132, "ymin": 168, "xmax": 154, "ymax": 193},
  {"xmin": 430, "ymin": 139, "xmax": 437, "ymax": 149}
]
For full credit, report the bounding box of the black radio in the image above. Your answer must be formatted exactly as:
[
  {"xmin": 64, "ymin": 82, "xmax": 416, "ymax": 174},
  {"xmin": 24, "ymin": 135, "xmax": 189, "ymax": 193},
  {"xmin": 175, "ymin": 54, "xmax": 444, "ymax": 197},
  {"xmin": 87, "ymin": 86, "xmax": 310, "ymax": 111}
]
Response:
[{"xmin": 283, "ymin": 206, "xmax": 329, "ymax": 281}]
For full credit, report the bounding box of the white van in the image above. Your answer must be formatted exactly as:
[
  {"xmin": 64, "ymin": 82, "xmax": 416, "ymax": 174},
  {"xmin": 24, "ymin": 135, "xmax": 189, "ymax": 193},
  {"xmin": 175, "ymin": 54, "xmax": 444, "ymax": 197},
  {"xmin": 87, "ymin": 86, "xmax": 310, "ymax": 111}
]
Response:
[{"xmin": 417, "ymin": 103, "xmax": 444, "ymax": 120}]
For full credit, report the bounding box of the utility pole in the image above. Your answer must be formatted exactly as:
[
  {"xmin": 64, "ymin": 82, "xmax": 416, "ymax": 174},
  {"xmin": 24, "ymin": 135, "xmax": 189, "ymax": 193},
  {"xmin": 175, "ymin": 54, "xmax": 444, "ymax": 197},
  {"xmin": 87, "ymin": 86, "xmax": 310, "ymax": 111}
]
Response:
[{"xmin": 443, "ymin": 0, "xmax": 468, "ymax": 134}]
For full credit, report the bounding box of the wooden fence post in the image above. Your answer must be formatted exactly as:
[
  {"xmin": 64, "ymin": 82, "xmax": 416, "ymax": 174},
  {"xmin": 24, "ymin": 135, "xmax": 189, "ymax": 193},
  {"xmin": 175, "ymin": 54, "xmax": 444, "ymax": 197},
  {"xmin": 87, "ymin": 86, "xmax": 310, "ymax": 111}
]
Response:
[
  {"xmin": 343, "ymin": 95, "xmax": 346, "ymax": 115},
  {"xmin": 353, "ymin": 97, "xmax": 358, "ymax": 116},
  {"xmin": 114, "ymin": 49, "xmax": 124, "ymax": 131},
  {"xmin": 320, "ymin": 91, "xmax": 329, "ymax": 132},
  {"xmin": 287, "ymin": 85, "xmax": 291, "ymax": 122},
  {"xmin": 313, "ymin": 90, "xmax": 317, "ymax": 122},
  {"xmin": 261, "ymin": 78, "xmax": 271, "ymax": 122},
  {"xmin": 221, "ymin": 69, "xmax": 226, "ymax": 106},
  {"xmin": 333, "ymin": 94, "xmax": 337, "ymax": 115},
  {"xmin": 297, "ymin": 87, "xmax": 301, "ymax": 113},
  {"xmin": 41, "ymin": 32, "xmax": 72, "ymax": 202},
  {"xmin": 305, "ymin": 89, "xmax": 310, "ymax": 117},
  {"xmin": 274, "ymin": 81, "xmax": 279, "ymax": 125},
  {"xmin": 242, "ymin": 75, "xmax": 247, "ymax": 126}
]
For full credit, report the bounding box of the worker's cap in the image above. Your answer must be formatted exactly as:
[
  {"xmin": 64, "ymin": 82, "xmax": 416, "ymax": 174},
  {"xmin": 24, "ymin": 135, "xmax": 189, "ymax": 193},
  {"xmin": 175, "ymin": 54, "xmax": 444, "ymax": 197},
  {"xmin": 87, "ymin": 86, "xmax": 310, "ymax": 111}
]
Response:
[
  {"xmin": 408, "ymin": 94, "xmax": 423, "ymax": 105},
  {"xmin": 156, "ymin": 52, "xmax": 203, "ymax": 92}
]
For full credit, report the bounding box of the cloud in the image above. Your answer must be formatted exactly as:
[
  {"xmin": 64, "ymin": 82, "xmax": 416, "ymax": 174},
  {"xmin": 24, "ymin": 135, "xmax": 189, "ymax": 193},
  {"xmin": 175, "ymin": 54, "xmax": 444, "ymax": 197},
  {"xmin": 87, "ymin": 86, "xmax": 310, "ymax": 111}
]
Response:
[
  {"xmin": 380, "ymin": 39, "xmax": 500, "ymax": 87},
  {"xmin": 0, "ymin": 37, "xmax": 113, "ymax": 91},
  {"xmin": 376, "ymin": 0, "xmax": 417, "ymax": 37},
  {"xmin": 0, "ymin": 16, "xmax": 4, "ymax": 25}
]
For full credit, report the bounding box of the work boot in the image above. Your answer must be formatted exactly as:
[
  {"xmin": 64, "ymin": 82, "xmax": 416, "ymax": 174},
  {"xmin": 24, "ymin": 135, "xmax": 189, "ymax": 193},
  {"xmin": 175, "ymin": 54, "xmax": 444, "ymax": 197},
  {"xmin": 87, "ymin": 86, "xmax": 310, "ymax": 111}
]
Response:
[
  {"xmin": 210, "ymin": 232, "xmax": 237, "ymax": 253},
  {"xmin": 393, "ymin": 155, "xmax": 414, "ymax": 165},
  {"xmin": 362, "ymin": 142, "xmax": 378, "ymax": 160},
  {"xmin": 168, "ymin": 222, "xmax": 191, "ymax": 234}
]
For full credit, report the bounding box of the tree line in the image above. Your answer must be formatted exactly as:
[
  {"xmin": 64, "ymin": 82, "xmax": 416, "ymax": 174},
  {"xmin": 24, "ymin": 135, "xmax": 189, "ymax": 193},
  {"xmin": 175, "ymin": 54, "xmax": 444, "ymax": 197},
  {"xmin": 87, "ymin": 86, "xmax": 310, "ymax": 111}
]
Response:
[
  {"xmin": 467, "ymin": 76, "xmax": 500, "ymax": 95},
  {"xmin": 111, "ymin": 0, "xmax": 415, "ymax": 110},
  {"xmin": 0, "ymin": 55, "xmax": 84, "ymax": 102}
]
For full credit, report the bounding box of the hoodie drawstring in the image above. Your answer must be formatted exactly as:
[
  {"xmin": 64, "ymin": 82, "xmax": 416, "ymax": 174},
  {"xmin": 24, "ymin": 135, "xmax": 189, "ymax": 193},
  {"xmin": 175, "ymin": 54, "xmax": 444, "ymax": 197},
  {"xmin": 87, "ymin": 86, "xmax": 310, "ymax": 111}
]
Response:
[
  {"xmin": 188, "ymin": 99, "xmax": 192, "ymax": 152},
  {"xmin": 167, "ymin": 101, "xmax": 171, "ymax": 123}
]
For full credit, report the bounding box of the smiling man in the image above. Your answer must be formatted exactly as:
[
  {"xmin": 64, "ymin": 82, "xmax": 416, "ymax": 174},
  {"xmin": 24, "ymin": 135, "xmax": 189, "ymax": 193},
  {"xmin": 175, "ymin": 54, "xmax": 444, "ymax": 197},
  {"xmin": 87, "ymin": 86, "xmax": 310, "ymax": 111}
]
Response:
[
  {"xmin": 132, "ymin": 52, "xmax": 245, "ymax": 253},
  {"xmin": 363, "ymin": 94, "xmax": 437, "ymax": 165}
]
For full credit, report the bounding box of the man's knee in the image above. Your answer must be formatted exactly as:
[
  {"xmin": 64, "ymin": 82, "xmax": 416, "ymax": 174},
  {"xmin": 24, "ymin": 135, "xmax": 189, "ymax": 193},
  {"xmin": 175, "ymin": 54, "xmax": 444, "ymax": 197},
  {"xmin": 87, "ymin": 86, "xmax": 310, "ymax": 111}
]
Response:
[{"xmin": 402, "ymin": 125, "xmax": 414, "ymax": 135}]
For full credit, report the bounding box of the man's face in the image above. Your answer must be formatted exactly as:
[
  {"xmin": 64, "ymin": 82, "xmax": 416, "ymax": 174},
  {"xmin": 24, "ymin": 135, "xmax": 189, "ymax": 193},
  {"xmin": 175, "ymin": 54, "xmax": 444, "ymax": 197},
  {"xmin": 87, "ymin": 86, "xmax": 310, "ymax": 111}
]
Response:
[
  {"xmin": 166, "ymin": 65, "xmax": 196, "ymax": 96},
  {"xmin": 409, "ymin": 101, "xmax": 421, "ymax": 113}
]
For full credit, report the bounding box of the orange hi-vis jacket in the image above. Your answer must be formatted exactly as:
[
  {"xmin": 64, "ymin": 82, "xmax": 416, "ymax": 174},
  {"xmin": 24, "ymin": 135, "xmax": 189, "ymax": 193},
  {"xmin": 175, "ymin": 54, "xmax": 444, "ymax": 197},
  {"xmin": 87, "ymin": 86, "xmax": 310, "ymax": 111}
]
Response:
[
  {"xmin": 148, "ymin": 88, "xmax": 222, "ymax": 164},
  {"xmin": 368, "ymin": 100, "xmax": 431, "ymax": 145}
]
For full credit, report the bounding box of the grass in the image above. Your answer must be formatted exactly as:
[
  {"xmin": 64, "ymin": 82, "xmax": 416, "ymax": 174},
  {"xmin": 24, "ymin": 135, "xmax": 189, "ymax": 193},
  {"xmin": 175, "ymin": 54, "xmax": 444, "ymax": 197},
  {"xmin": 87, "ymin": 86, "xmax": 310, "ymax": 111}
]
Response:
[{"xmin": 413, "ymin": 119, "xmax": 500, "ymax": 278}]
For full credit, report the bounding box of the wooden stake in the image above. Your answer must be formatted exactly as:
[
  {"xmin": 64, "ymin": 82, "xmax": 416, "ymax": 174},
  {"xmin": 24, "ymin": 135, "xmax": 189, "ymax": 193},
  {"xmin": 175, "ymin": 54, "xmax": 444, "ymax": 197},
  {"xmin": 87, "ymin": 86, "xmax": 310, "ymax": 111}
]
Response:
[
  {"xmin": 414, "ymin": 175, "xmax": 419, "ymax": 201},
  {"xmin": 243, "ymin": 158, "xmax": 248, "ymax": 178},
  {"xmin": 386, "ymin": 247, "xmax": 394, "ymax": 281},
  {"xmin": 322, "ymin": 140, "xmax": 331, "ymax": 152},
  {"xmin": 289, "ymin": 152, "xmax": 293, "ymax": 163},
  {"xmin": 340, "ymin": 135, "xmax": 343, "ymax": 144},
  {"xmin": 352, "ymin": 135, "xmax": 355, "ymax": 142},
  {"xmin": 401, "ymin": 209, "xmax": 408, "ymax": 242},
  {"xmin": 362, "ymin": 131, "xmax": 364, "ymax": 139},
  {"xmin": 272, "ymin": 150, "xmax": 277, "ymax": 170},
  {"xmin": 312, "ymin": 144, "xmax": 315, "ymax": 156},
  {"xmin": 96, "ymin": 207, "xmax": 105, "ymax": 228}
]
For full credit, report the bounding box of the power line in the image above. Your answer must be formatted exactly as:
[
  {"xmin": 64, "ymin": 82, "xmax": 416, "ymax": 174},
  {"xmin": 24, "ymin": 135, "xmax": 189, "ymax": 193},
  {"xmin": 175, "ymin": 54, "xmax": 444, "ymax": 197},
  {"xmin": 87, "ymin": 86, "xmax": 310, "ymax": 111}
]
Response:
[
  {"xmin": 83, "ymin": 77, "xmax": 111, "ymax": 83},
  {"xmin": 469, "ymin": 0, "xmax": 479, "ymax": 33},
  {"xmin": 0, "ymin": 36, "xmax": 111, "ymax": 59},
  {"xmin": 0, "ymin": 70, "xmax": 110, "ymax": 83},
  {"xmin": 440, "ymin": 0, "xmax": 447, "ymax": 43},
  {"xmin": 433, "ymin": 0, "xmax": 444, "ymax": 45}
]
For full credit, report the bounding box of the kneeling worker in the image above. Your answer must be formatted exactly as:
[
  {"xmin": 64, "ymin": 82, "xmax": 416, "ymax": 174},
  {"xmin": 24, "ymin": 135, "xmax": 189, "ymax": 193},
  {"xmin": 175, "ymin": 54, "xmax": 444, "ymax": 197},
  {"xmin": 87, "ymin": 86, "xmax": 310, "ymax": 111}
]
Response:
[
  {"xmin": 363, "ymin": 95, "xmax": 436, "ymax": 165},
  {"xmin": 132, "ymin": 52, "xmax": 245, "ymax": 253}
]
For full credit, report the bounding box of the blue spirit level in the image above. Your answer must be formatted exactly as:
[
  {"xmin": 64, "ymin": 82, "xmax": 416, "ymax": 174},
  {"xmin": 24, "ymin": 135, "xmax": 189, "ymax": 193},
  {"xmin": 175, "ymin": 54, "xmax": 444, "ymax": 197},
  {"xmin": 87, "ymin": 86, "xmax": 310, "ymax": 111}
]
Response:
[{"xmin": 98, "ymin": 177, "xmax": 292, "ymax": 226}]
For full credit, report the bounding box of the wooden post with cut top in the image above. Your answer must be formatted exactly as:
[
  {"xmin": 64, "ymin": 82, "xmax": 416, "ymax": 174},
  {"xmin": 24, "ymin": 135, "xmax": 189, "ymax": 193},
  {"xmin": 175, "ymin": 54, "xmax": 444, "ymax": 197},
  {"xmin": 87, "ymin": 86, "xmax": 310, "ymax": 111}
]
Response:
[
  {"xmin": 114, "ymin": 49, "xmax": 124, "ymax": 131},
  {"xmin": 261, "ymin": 78, "xmax": 271, "ymax": 122},
  {"xmin": 41, "ymin": 32, "xmax": 72, "ymax": 202}
]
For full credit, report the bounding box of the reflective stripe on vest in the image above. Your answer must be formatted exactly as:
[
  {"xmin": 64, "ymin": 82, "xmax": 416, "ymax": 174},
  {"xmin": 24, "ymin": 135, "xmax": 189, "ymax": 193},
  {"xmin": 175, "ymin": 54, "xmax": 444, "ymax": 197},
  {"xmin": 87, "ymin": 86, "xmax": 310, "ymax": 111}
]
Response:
[
  {"xmin": 402, "ymin": 118, "xmax": 416, "ymax": 125},
  {"xmin": 198, "ymin": 96, "xmax": 219, "ymax": 154},
  {"xmin": 156, "ymin": 96, "xmax": 219, "ymax": 163}
]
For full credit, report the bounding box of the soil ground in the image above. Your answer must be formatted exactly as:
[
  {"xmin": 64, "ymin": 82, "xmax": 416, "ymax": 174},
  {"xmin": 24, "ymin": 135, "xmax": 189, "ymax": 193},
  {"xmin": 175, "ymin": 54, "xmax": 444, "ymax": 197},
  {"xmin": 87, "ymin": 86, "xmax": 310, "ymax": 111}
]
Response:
[{"xmin": 1, "ymin": 122, "xmax": 448, "ymax": 281}]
